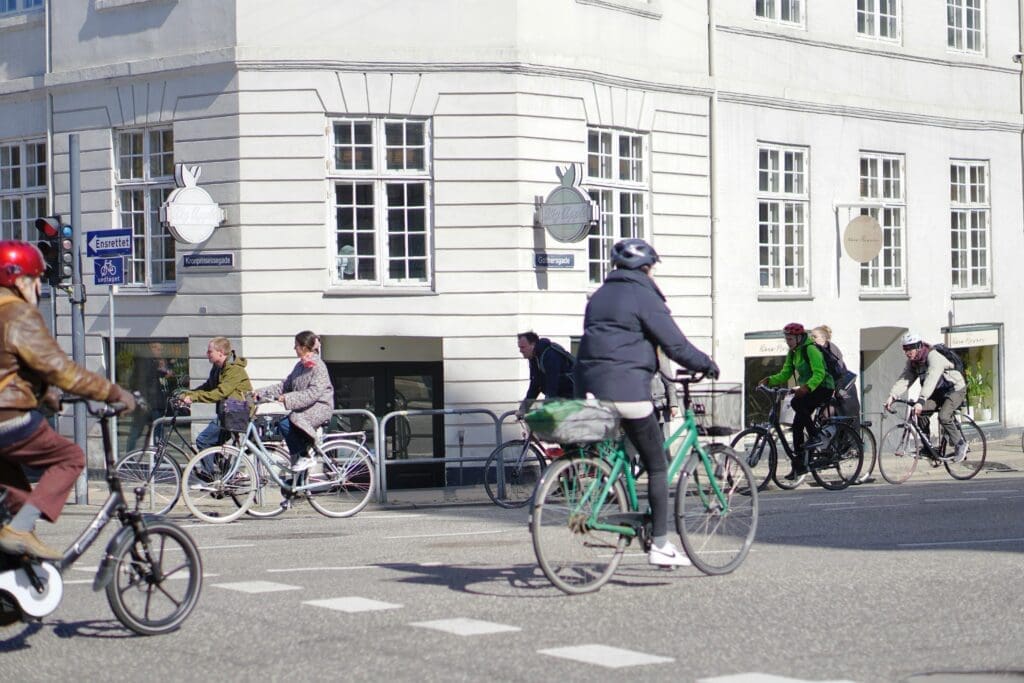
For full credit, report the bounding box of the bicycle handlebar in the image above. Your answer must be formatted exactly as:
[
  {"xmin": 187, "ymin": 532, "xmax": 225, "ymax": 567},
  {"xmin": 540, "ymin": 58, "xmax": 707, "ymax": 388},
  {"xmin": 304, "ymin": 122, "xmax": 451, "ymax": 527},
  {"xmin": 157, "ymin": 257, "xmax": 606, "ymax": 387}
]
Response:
[{"xmin": 59, "ymin": 395, "xmax": 138, "ymax": 419}]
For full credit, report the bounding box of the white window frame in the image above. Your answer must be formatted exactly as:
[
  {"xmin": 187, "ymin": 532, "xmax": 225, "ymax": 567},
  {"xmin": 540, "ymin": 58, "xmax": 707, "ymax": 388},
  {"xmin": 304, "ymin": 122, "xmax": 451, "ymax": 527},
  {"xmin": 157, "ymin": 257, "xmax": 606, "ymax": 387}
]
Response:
[
  {"xmin": 0, "ymin": 0, "xmax": 42, "ymax": 15},
  {"xmin": 0, "ymin": 138, "xmax": 47, "ymax": 244},
  {"xmin": 856, "ymin": 0, "xmax": 901, "ymax": 42},
  {"xmin": 756, "ymin": 143, "xmax": 808, "ymax": 295},
  {"xmin": 114, "ymin": 127, "xmax": 176, "ymax": 290},
  {"xmin": 584, "ymin": 127, "xmax": 649, "ymax": 285},
  {"xmin": 950, "ymin": 160, "xmax": 991, "ymax": 293},
  {"xmin": 755, "ymin": 0, "xmax": 804, "ymax": 28},
  {"xmin": 858, "ymin": 152, "xmax": 906, "ymax": 294},
  {"xmin": 328, "ymin": 117, "xmax": 433, "ymax": 289},
  {"xmin": 947, "ymin": 0, "xmax": 984, "ymax": 54}
]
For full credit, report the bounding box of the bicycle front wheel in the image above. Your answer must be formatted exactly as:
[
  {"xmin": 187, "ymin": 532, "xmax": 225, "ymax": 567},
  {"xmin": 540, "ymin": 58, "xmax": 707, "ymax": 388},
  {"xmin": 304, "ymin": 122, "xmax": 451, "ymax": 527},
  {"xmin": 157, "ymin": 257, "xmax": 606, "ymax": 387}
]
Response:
[
  {"xmin": 729, "ymin": 427, "xmax": 775, "ymax": 492},
  {"xmin": 675, "ymin": 444, "xmax": 758, "ymax": 575},
  {"xmin": 856, "ymin": 424, "xmax": 878, "ymax": 483},
  {"xmin": 878, "ymin": 423, "xmax": 920, "ymax": 484},
  {"xmin": 307, "ymin": 441, "xmax": 377, "ymax": 518},
  {"xmin": 182, "ymin": 447, "xmax": 255, "ymax": 523},
  {"xmin": 115, "ymin": 445, "xmax": 185, "ymax": 516},
  {"xmin": 530, "ymin": 456, "xmax": 628, "ymax": 595},
  {"xmin": 483, "ymin": 439, "xmax": 546, "ymax": 508},
  {"xmin": 809, "ymin": 423, "xmax": 863, "ymax": 491},
  {"xmin": 105, "ymin": 521, "xmax": 203, "ymax": 636},
  {"xmin": 944, "ymin": 414, "xmax": 987, "ymax": 480},
  {"xmin": 246, "ymin": 445, "xmax": 290, "ymax": 518}
]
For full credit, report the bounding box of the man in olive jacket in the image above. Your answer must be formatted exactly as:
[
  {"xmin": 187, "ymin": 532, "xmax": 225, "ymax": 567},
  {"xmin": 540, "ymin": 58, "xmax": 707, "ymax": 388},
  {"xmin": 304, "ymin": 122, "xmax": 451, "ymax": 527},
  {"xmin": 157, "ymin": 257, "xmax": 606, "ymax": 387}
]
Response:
[{"xmin": 180, "ymin": 337, "xmax": 253, "ymax": 450}]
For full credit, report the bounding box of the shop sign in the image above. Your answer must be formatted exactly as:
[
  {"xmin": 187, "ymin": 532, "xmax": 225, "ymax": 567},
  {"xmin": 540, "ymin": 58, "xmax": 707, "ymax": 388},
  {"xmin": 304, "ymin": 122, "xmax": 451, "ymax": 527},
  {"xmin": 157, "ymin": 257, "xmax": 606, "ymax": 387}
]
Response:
[
  {"xmin": 743, "ymin": 338, "xmax": 789, "ymax": 357},
  {"xmin": 536, "ymin": 164, "xmax": 597, "ymax": 243},
  {"xmin": 534, "ymin": 253, "xmax": 574, "ymax": 269},
  {"xmin": 843, "ymin": 215, "xmax": 883, "ymax": 263},
  {"xmin": 946, "ymin": 328, "xmax": 998, "ymax": 348},
  {"xmin": 160, "ymin": 164, "xmax": 225, "ymax": 245}
]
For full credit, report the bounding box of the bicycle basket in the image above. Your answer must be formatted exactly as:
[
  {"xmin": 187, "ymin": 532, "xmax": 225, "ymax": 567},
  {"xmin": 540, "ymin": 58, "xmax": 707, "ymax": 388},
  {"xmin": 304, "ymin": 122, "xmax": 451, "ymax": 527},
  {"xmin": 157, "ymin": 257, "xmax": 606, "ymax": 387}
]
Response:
[
  {"xmin": 690, "ymin": 383, "xmax": 742, "ymax": 437},
  {"xmin": 222, "ymin": 397, "xmax": 253, "ymax": 433},
  {"xmin": 524, "ymin": 399, "xmax": 619, "ymax": 445}
]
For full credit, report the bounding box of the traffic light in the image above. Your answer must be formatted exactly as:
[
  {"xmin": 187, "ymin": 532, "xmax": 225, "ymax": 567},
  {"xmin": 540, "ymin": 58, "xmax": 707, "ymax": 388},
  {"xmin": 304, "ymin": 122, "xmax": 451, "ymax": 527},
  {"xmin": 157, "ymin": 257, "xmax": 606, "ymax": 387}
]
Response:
[{"xmin": 34, "ymin": 215, "xmax": 73, "ymax": 286}]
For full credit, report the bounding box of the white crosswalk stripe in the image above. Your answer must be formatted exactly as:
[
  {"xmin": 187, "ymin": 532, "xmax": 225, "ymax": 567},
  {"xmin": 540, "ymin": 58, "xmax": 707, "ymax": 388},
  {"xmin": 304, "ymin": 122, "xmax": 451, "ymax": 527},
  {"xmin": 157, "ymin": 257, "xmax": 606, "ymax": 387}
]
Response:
[
  {"xmin": 303, "ymin": 596, "xmax": 402, "ymax": 612},
  {"xmin": 211, "ymin": 580, "xmax": 301, "ymax": 593},
  {"xmin": 539, "ymin": 644, "xmax": 673, "ymax": 668},
  {"xmin": 410, "ymin": 618, "xmax": 520, "ymax": 636}
]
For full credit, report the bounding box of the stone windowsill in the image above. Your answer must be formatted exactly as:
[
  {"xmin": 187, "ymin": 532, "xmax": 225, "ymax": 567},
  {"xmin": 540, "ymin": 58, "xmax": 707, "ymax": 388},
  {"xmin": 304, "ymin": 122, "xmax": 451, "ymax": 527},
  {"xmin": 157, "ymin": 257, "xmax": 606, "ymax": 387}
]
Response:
[
  {"xmin": 0, "ymin": 9, "xmax": 43, "ymax": 33},
  {"xmin": 95, "ymin": 0, "xmax": 176, "ymax": 11}
]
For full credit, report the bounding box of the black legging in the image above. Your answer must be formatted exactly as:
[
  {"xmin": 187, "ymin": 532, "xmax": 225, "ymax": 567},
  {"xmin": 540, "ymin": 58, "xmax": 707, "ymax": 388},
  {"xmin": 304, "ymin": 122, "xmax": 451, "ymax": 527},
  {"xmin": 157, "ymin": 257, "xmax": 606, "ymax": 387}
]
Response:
[
  {"xmin": 621, "ymin": 413, "xmax": 670, "ymax": 539},
  {"xmin": 790, "ymin": 385, "xmax": 834, "ymax": 461}
]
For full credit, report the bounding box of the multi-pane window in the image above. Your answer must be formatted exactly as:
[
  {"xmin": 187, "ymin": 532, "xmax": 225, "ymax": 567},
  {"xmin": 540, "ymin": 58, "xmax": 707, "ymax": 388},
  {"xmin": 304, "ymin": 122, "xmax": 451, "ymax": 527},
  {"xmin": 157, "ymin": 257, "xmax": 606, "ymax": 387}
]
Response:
[
  {"xmin": 857, "ymin": 0, "xmax": 900, "ymax": 40},
  {"xmin": 757, "ymin": 144, "xmax": 808, "ymax": 293},
  {"xmin": 330, "ymin": 118, "xmax": 431, "ymax": 286},
  {"xmin": 585, "ymin": 127, "xmax": 648, "ymax": 284},
  {"xmin": 947, "ymin": 0, "xmax": 983, "ymax": 53},
  {"xmin": 950, "ymin": 160, "xmax": 990, "ymax": 292},
  {"xmin": 115, "ymin": 128, "xmax": 176, "ymax": 287},
  {"xmin": 858, "ymin": 153, "xmax": 905, "ymax": 292},
  {"xmin": 0, "ymin": 140, "xmax": 47, "ymax": 244},
  {"xmin": 0, "ymin": 0, "xmax": 43, "ymax": 14},
  {"xmin": 755, "ymin": 0, "xmax": 803, "ymax": 26}
]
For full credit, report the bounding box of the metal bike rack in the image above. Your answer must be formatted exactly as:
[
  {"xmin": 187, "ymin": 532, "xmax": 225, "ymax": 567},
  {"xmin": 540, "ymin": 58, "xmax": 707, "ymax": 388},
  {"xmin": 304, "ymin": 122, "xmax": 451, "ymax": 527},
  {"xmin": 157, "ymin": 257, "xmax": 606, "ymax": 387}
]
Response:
[{"xmin": 376, "ymin": 408, "xmax": 502, "ymax": 504}]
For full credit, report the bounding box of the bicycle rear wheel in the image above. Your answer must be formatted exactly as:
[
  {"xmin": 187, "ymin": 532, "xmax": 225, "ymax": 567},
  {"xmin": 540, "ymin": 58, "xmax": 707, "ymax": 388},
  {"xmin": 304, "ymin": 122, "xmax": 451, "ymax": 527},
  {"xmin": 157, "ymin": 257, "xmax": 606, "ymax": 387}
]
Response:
[
  {"xmin": 105, "ymin": 521, "xmax": 203, "ymax": 636},
  {"xmin": 944, "ymin": 414, "xmax": 986, "ymax": 480},
  {"xmin": 878, "ymin": 424, "xmax": 920, "ymax": 484},
  {"xmin": 307, "ymin": 440, "xmax": 377, "ymax": 518},
  {"xmin": 856, "ymin": 424, "xmax": 878, "ymax": 483},
  {"xmin": 181, "ymin": 447, "xmax": 255, "ymax": 523},
  {"xmin": 115, "ymin": 445, "xmax": 185, "ymax": 516},
  {"xmin": 729, "ymin": 427, "xmax": 775, "ymax": 492},
  {"xmin": 530, "ymin": 456, "xmax": 628, "ymax": 595},
  {"xmin": 246, "ymin": 445, "xmax": 291, "ymax": 518},
  {"xmin": 675, "ymin": 444, "xmax": 758, "ymax": 575},
  {"xmin": 483, "ymin": 439, "xmax": 546, "ymax": 508},
  {"xmin": 809, "ymin": 423, "xmax": 863, "ymax": 491}
]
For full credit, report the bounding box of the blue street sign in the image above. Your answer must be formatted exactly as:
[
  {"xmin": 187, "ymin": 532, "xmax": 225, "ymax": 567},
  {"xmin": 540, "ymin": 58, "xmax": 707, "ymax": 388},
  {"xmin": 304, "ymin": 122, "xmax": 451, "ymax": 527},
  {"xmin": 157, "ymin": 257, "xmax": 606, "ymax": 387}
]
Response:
[
  {"xmin": 86, "ymin": 229, "xmax": 133, "ymax": 257},
  {"xmin": 93, "ymin": 257, "xmax": 125, "ymax": 286}
]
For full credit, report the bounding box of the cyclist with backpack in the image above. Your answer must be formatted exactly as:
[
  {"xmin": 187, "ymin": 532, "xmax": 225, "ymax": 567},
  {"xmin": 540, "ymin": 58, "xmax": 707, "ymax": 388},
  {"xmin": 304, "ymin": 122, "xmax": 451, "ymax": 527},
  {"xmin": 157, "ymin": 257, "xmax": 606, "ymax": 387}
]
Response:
[
  {"xmin": 515, "ymin": 331, "xmax": 576, "ymax": 418},
  {"xmin": 759, "ymin": 323, "xmax": 835, "ymax": 480},
  {"xmin": 884, "ymin": 333, "xmax": 968, "ymax": 462},
  {"xmin": 810, "ymin": 325, "xmax": 860, "ymax": 418}
]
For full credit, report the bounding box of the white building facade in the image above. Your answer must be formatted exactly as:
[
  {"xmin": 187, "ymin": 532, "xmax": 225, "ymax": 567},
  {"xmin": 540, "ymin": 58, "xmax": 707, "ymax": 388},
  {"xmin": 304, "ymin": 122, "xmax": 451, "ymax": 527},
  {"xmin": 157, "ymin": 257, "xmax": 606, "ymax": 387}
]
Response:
[{"xmin": 1, "ymin": 1, "xmax": 1021, "ymax": 482}]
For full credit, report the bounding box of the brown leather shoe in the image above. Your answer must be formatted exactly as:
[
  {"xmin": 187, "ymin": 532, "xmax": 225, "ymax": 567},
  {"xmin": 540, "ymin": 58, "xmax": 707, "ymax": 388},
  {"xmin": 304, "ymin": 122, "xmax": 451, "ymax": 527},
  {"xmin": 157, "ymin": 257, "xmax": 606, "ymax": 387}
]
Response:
[{"xmin": 0, "ymin": 525, "xmax": 63, "ymax": 560}]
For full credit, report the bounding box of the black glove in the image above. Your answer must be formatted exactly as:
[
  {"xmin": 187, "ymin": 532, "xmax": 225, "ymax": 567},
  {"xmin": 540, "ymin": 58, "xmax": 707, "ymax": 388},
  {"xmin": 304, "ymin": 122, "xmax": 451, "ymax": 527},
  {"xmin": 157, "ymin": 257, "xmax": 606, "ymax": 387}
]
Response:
[
  {"xmin": 705, "ymin": 361, "xmax": 720, "ymax": 381},
  {"xmin": 110, "ymin": 386, "xmax": 138, "ymax": 415}
]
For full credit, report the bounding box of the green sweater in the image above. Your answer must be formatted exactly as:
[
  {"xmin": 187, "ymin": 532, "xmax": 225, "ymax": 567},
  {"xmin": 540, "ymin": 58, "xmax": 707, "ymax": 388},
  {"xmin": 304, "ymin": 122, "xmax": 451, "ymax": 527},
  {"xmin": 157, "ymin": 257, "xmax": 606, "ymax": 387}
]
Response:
[
  {"xmin": 183, "ymin": 354, "xmax": 253, "ymax": 407},
  {"xmin": 767, "ymin": 338, "xmax": 834, "ymax": 392}
]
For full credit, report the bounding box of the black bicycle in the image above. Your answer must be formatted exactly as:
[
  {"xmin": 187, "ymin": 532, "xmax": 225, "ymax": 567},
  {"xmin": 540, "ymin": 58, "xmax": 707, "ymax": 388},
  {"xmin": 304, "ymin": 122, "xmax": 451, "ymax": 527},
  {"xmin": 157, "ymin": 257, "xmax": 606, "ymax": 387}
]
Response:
[
  {"xmin": 878, "ymin": 399, "xmax": 987, "ymax": 484},
  {"xmin": 0, "ymin": 397, "xmax": 203, "ymax": 635},
  {"xmin": 114, "ymin": 395, "xmax": 198, "ymax": 516},
  {"xmin": 729, "ymin": 385, "xmax": 864, "ymax": 491}
]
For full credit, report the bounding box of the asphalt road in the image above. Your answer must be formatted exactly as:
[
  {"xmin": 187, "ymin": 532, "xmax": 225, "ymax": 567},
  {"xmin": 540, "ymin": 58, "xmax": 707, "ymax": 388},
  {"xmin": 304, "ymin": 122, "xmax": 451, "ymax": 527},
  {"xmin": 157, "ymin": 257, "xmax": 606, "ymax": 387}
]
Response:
[{"xmin": 2, "ymin": 445, "xmax": 1023, "ymax": 682}]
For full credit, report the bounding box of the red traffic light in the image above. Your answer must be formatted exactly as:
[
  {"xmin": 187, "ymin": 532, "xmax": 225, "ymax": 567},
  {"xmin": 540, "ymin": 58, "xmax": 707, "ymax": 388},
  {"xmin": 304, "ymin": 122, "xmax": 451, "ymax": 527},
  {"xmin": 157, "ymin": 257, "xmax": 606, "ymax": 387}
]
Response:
[{"xmin": 35, "ymin": 216, "xmax": 62, "ymax": 239}]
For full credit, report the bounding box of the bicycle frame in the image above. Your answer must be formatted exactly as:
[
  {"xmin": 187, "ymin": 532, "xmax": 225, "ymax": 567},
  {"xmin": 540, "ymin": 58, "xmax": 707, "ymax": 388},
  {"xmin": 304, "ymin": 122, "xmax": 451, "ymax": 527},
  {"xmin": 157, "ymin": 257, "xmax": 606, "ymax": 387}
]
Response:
[{"xmin": 886, "ymin": 399, "xmax": 950, "ymax": 459}]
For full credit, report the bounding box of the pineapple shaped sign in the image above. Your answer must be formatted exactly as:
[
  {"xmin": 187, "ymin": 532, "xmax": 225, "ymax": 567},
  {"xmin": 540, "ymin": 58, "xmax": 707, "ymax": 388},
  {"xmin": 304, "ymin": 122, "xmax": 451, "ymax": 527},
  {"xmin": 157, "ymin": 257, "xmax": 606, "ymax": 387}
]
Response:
[
  {"xmin": 536, "ymin": 164, "xmax": 597, "ymax": 243},
  {"xmin": 160, "ymin": 164, "xmax": 225, "ymax": 244}
]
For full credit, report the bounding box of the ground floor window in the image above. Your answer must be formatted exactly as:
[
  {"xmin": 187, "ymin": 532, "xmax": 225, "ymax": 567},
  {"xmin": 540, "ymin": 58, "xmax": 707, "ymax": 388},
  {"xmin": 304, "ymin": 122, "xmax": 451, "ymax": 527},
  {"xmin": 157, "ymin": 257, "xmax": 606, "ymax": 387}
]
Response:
[
  {"xmin": 944, "ymin": 326, "xmax": 1000, "ymax": 424},
  {"xmin": 112, "ymin": 338, "xmax": 190, "ymax": 452}
]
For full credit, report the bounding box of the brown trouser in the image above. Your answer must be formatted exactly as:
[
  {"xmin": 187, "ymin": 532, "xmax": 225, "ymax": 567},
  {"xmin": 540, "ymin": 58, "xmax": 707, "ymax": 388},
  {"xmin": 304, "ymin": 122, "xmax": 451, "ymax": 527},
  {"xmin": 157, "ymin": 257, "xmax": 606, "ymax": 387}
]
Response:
[
  {"xmin": 920, "ymin": 389, "xmax": 967, "ymax": 446},
  {"xmin": 0, "ymin": 421, "xmax": 84, "ymax": 523}
]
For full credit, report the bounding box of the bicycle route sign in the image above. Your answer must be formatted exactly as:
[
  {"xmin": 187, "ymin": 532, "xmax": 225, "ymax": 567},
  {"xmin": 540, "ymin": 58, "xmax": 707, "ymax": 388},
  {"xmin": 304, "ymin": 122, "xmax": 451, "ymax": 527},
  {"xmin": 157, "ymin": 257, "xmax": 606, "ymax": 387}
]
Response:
[
  {"xmin": 86, "ymin": 229, "xmax": 133, "ymax": 257},
  {"xmin": 94, "ymin": 256, "xmax": 125, "ymax": 286}
]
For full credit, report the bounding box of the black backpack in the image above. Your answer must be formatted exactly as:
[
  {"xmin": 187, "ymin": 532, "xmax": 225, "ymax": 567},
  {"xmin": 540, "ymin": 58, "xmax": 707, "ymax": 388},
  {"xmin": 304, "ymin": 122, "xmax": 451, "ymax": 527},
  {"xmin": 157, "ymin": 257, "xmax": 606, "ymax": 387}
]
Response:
[
  {"xmin": 803, "ymin": 343, "xmax": 856, "ymax": 391},
  {"xmin": 931, "ymin": 343, "xmax": 965, "ymax": 375},
  {"xmin": 539, "ymin": 342, "xmax": 576, "ymax": 396}
]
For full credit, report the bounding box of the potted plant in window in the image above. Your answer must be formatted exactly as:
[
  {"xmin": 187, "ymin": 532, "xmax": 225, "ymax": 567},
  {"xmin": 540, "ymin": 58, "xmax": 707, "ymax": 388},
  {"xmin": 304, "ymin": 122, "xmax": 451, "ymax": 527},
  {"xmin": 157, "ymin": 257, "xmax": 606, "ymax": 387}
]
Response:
[{"xmin": 964, "ymin": 361, "xmax": 992, "ymax": 422}]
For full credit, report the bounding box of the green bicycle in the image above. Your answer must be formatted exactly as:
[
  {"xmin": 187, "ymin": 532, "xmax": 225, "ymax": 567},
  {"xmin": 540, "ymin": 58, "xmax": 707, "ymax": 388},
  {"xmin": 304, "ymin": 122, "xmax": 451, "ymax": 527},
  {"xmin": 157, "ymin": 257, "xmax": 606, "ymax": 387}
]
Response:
[{"xmin": 529, "ymin": 371, "xmax": 758, "ymax": 594}]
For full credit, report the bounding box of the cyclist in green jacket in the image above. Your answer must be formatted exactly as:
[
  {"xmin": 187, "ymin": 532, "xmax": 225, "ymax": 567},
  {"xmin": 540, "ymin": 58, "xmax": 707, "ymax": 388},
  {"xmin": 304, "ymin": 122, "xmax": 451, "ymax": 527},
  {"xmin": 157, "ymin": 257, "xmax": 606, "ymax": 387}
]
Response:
[{"xmin": 759, "ymin": 322, "xmax": 835, "ymax": 479}]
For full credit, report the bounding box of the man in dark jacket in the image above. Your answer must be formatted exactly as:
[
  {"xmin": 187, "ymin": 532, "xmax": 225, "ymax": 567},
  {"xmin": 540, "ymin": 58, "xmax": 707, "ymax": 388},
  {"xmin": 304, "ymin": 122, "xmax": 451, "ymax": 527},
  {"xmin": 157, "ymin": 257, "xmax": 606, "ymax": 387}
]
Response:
[
  {"xmin": 577, "ymin": 238, "xmax": 719, "ymax": 568},
  {"xmin": 516, "ymin": 331, "xmax": 575, "ymax": 418}
]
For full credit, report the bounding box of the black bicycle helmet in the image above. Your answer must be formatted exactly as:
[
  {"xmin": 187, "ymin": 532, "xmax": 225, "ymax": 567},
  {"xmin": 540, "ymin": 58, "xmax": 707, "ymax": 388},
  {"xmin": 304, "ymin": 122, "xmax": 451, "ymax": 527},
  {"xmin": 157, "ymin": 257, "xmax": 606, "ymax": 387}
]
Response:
[{"xmin": 610, "ymin": 238, "xmax": 660, "ymax": 270}]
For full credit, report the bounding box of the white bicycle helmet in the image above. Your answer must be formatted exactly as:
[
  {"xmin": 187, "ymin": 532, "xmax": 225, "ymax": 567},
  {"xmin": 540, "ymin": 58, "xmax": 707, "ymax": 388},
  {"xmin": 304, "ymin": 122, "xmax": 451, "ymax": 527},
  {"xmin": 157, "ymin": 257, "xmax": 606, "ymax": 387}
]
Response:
[{"xmin": 901, "ymin": 332, "xmax": 923, "ymax": 348}]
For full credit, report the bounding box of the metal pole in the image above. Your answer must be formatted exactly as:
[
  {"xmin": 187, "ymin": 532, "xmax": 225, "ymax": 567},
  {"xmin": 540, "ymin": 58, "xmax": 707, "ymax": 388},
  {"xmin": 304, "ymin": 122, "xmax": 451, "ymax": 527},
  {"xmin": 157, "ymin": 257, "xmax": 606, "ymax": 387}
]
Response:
[
  {"xmin": 108, "ymin": 285, "xmax": 117, "ymax": 462},
  {"xmin": 70, "ymin": 134, "xmax": 88, "ymax": 504}
]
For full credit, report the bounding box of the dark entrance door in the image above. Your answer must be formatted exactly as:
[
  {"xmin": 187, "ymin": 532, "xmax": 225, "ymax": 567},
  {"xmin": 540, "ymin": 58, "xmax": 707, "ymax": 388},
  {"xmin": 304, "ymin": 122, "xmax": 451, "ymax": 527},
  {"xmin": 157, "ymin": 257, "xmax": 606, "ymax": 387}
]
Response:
[{"xmin": 327, "ymin": 361, "xmax": 444, "ymax": 489}]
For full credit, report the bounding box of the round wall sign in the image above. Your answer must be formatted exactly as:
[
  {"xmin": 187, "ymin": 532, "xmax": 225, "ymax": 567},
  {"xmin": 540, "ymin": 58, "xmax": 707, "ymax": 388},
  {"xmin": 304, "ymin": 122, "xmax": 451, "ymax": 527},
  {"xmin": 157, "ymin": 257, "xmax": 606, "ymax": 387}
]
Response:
[
  {"xmin": 843, "ymin": 214, "xmax": 883, "ymax": 263},
  {"xmin": 160, "ymin": 164, "xmax": 225, "ymax": 244},
  {"xmin": 538, "ymin": 164, "xmax": 595, "ymax": 243}
]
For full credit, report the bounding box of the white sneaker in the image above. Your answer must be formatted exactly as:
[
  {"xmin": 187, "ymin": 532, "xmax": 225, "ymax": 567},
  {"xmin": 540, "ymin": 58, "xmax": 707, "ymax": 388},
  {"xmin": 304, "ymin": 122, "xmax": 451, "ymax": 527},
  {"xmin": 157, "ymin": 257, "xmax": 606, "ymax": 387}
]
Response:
[
  {"xmin": 953, "ymin": 440, "xmax": 968, "ymax": 463},
  {"xmin": 648, "ymin": 541, "xmax": 692, "ymax": 568},
  {"xmin": 291, "ymin": 456, "xmax": 315, "ymax": 472}
]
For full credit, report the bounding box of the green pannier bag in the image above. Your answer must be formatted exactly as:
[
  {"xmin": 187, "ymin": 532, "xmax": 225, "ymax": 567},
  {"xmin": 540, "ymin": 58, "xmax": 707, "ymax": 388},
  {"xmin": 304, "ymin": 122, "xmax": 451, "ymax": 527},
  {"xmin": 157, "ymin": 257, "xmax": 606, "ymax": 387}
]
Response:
[{"xmin": 524, "ymin": 399, "xmax": 619, "ymax": 444}]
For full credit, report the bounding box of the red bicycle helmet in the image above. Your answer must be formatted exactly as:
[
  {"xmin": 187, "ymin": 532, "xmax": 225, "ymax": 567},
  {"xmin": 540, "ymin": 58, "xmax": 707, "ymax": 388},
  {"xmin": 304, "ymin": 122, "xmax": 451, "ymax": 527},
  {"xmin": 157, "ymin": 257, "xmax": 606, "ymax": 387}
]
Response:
[
  {"xmin": 0, "ymin": 240, "xmax": 46, "ymax": 287},
  {"xmin": 782, "ymin": 322, "xmax": 806, "ymax": 336}
]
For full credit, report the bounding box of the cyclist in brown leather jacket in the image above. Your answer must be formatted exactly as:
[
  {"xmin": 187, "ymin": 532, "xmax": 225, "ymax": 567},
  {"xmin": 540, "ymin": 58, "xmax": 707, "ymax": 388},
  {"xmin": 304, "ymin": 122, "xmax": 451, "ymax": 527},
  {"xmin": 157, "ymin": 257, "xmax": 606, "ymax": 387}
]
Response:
[{"xmin": 0, "ymin": 241, "xmax": 135, "ymax": 560}]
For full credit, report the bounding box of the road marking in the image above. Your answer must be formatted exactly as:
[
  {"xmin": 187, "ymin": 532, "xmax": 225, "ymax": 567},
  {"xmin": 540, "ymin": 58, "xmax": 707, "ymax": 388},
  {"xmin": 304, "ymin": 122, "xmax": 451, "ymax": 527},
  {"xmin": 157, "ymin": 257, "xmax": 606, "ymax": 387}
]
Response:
[
  {"xmin": 923, "ymin": 498, "xmax": 987, "ymax": 503},
  {"xmin": 808, "ymin": 501, "xmax": 857, "ymax": 506},
  {"xmin": 303, "ymin": 596, "xmax": 402, "ymax": 613},
  {"xmin": 267, "ymin": 565, "xmax": 377, "ymax": 573},
  {"xmin": 384, "ymin": 528, "xmax": 519, "ymax": 540},
  {"xmin": 357, "ymin": 513, "xmax": 426, "ymax": 519},
  {"xmin": 697, "ymin": 674, "xmax": 858, "ymax": 683},
  {"xmin": 196, "ymin": 543, "xmax": 256, "ymax": 551},
  {"xmin": 540, "ymin": 644, "xmax": 673, "ymax": 668},
  {"xmin": 898, "ymin": 537, "xmax": 1024, "ymax": 548},
  {"xmin": 212, "ymin": 580, "xmax": 301, "ymax": 593},
  {"xmin": 411, "ymin": 618, "xmax": 520, "ymax": 636}
]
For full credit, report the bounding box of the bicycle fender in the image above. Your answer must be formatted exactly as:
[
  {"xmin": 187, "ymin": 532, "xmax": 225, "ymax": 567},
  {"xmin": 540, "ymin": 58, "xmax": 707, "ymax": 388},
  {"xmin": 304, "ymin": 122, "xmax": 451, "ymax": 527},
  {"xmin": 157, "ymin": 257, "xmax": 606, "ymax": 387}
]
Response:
[{"xmin": 92, "ymin": 515, "xmax": 163, "ymax": 592}]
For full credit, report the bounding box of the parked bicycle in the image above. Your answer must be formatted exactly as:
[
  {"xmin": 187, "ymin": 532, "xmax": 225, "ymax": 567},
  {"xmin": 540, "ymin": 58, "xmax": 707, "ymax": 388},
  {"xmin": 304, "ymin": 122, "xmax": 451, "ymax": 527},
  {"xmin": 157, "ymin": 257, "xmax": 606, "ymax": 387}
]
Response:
[
  {"xmin": 483, "ymin": 418, "xmax": 566, "ymax": 508},
  {"xmin": 529, "ymin": 371, "xmax": 758, "ymax": 595},
  {"xmin": 729, "ymin": 385, "xmax": 864, "ymax": 491},
  {"xmin": 113, "ymin": 394, "xmax": 198, "ymax": 515},
  {"xmin": 0, "ymin": 397, "xmax": 203, "ymax": 635},
  {"xmin": 181, "ymin": 399, "xmax": 376, "ymax": 523},
  {"xmin": 878, "ymin": 399, "xmax": 987, "ymax": 484}
]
